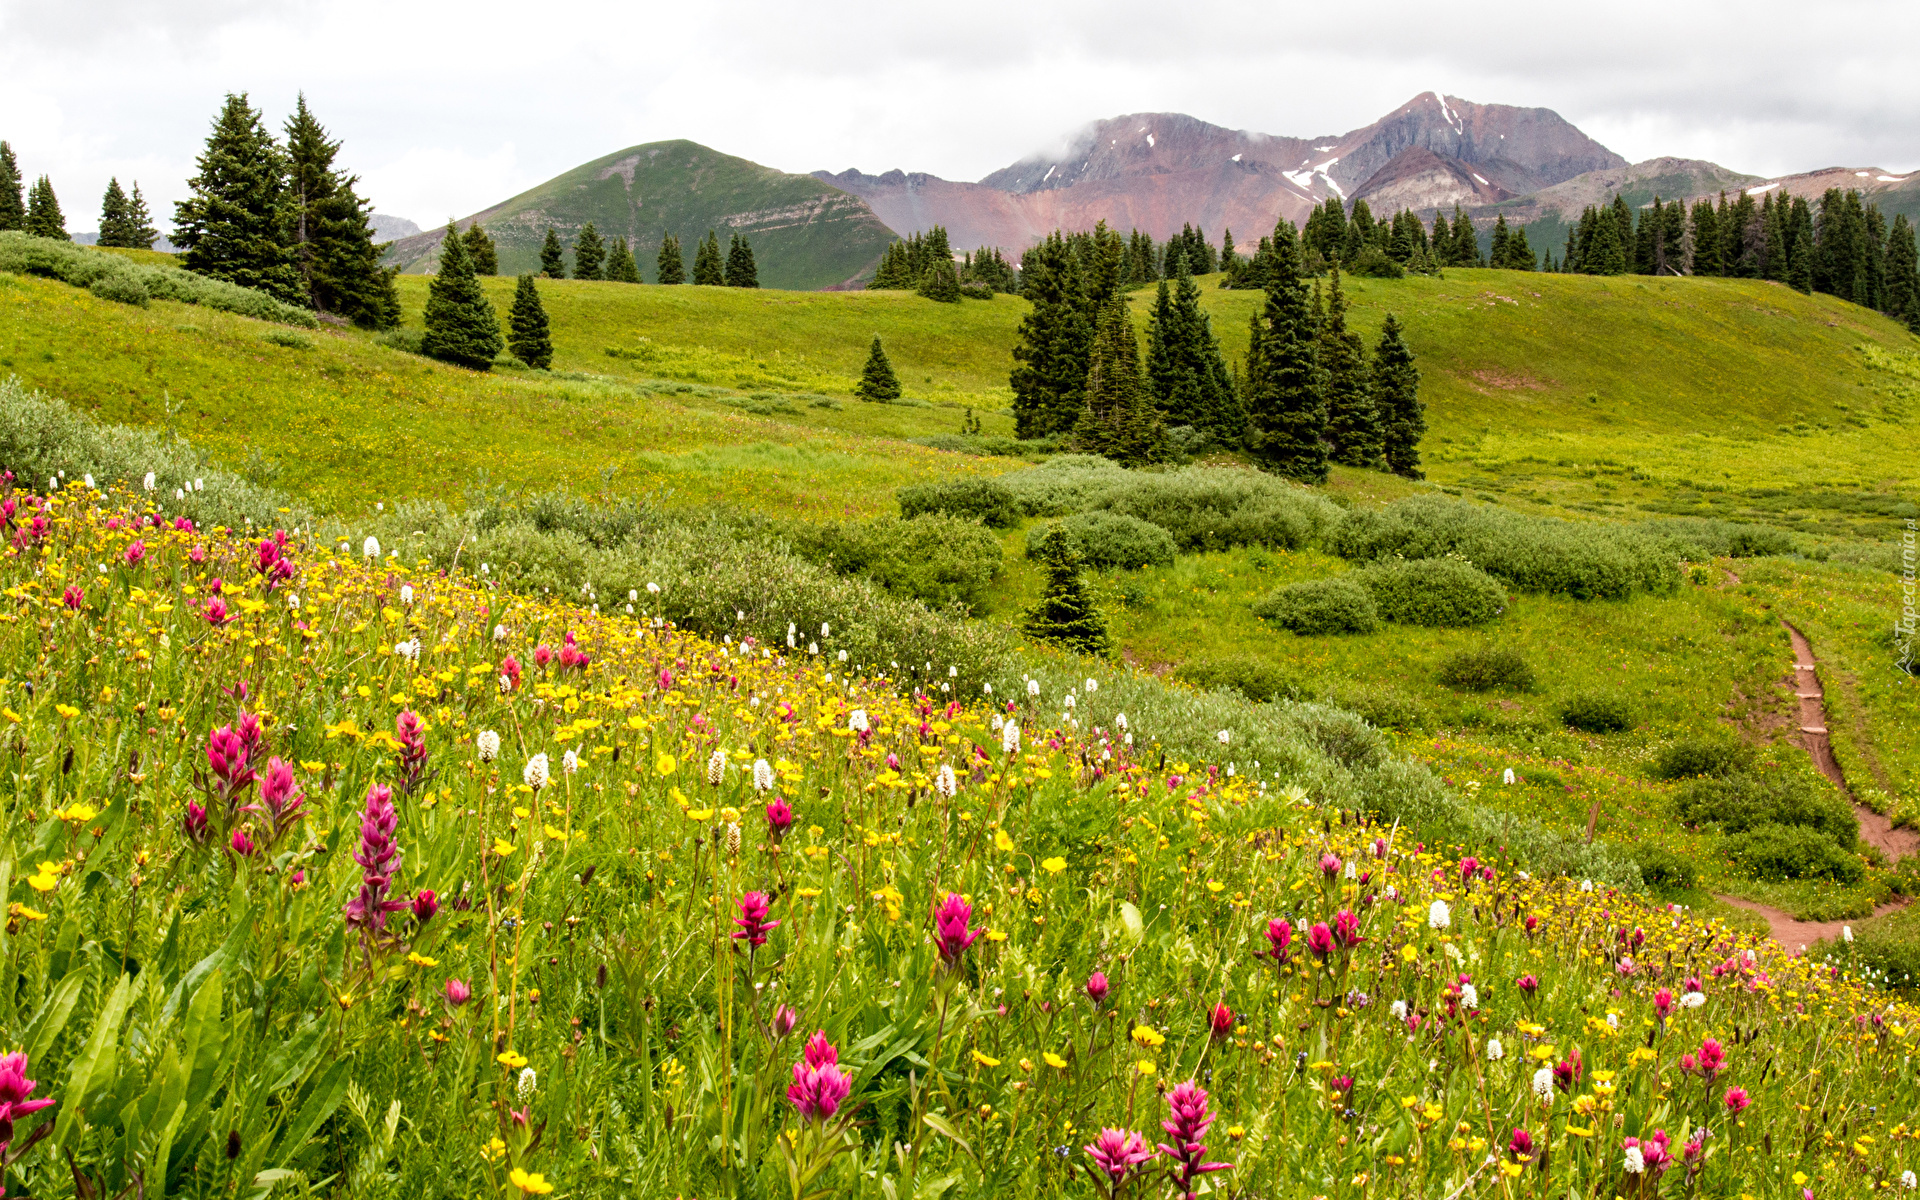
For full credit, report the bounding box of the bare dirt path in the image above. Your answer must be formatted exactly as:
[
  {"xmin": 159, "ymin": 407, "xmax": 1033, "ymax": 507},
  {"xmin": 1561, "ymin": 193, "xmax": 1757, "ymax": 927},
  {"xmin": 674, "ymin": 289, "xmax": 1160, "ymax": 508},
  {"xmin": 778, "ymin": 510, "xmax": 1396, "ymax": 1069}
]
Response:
[{"xmin": 1715, "ymin": 620, "xmax": 1913, "ymax": 953}]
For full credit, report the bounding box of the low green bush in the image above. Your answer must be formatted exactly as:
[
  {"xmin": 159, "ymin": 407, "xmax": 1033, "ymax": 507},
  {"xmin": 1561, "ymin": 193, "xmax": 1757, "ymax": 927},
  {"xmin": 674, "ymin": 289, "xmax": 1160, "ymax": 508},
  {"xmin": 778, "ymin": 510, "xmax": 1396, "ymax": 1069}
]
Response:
[
  {"xmin": 1643, "ymin": 517, "xmax": 1798, "ymax": 560},
  {"xmin": 1253, "ymin": 578, "xmax": 1380, "ymax": 635},
  {"xmin": 88, "ymin": 273, "xmax": 149, "ymax": 307},
  {"xmin": 1724, "ymin": 822, "xmax": 1863, "ymax": 883},
  {"xmin": 1651, "ymin": 735, "xmax": 1754, "ymax": 780},
  {"xmin": 1350, "ymin": 246, "xmax": 1405, "ymax": 279},
  {"xmin": 0, "ymin": 231, "xmax": 317, "ymax": 326},
  {"xmin": 1000, "ymin": 455, "xmax": 1133, "ymax": 516},
  {"xmin": 1025, "ymin": 512, "xmax": 1175, "ymax": 571},
  {"xmin": 1326, "ymin": 684, "xmax": 1431, "ymax": 732},
  {"xmin": 1560, "ymin": 692, "xmax": 1634, "ymax": 733},
  {"xmin": 1173, "ymin": 654, "xmax": 1318, "ymax": 704},
  {"xmin": 787, "ymin": 514, "xmax": 1003, "ymax": 609},
  {"xmin": 1352, "ymin": 556, "xmax": 1506, "ymax": 626},
  {"xmin": 1635, "ymin": 845, "xmax": 1699, "ymax": 896},
  {"xmin": 1100, "ymin": 469, "xmax": 1343, "ymax": 552},
  {"xmin": 1437, "ymin": 647, "xmax": 1535, "ymax": 691},
  {"xmin": 1673, "ymin": 770, "xmax": 1857, "ymax": 845},
  {"xmin": 897, "ymin": 478, "xmax": 1019, "ymax": 528}
]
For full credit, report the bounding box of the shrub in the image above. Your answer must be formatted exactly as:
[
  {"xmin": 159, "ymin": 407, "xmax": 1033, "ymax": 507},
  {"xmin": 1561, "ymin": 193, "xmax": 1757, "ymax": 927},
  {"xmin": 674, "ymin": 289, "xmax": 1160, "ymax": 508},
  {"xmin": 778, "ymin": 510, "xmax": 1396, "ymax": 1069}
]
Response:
[
  {"xmin": 1025, "ymin": 511, "xmax": 1174, "ymax": 571},
  {"xmin": 897, "ymin": 478, "xmax": 1019, "ymax": 529},
  {"xmin": 1643, "ymin": 517, "xmax": 1798, "ymax": 560},
  {"xmin": 785, "ymin": 514, "xmax": 1003, "ymax": 609},
  {"xmin": 1327, "ymin": 684, "xmax": 1431, "ymax": 732},
  {"xmin": 1560, "ymin": 692, "xmax": 1634, "ymax": 733},
  {"xmin": 1253, "ymin": 577, "xmax": 1379, "ymax": 635},
  {"xmin": 1002, "ymin": 455, "xmax": 1138, "ymax": 516},
  {"xmin": 0, "ymin": 231, "xmax": 317, "ymax": 326},
  {"xmin": 1352, "ymin": 556, "xmax": 1506, "ymax": 627},
  {"xmin": 1331, "ymin": 494, "xmax": 1680, "ymax": 599},
  {"xmin": 1635, "ymin": 846, "xmax": 1699, "ymax": 895},
  {"xmin": 1437, "ymin": 647, "xmax": 1535, "ymax": 692},
  {"xmin": 1350, "ymin": 245, "xmax": 1405, "ymax": 279},
  {"xmin": 88, "ymin": 274, "xmax": 149, "ymax": 306},
  {"xmin": 1174, "ymin": 654, "xmax": 1317, "ymax": 704},
  {"xmin": 1673, "ymin": 771, "xmax": 1857, "ymax": 845},
  {"xmin": 1099, "ymin": 469, "xmax": 1342, "ymax": 552},
  {"xmin": 1725, "ymin": 822, "xmax": 1863, "ymax": 883},
  {"xmin": 1651, "ymin": 736, "xmax": 1754, "ymax": 780}
]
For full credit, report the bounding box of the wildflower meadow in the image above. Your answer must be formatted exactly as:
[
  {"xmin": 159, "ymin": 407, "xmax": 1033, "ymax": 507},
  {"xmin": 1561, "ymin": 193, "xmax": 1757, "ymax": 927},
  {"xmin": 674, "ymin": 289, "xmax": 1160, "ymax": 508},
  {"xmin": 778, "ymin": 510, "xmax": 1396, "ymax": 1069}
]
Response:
[{"xmin": 0, "ymin": 480, "xmax": 1914, "ymax": 1199}]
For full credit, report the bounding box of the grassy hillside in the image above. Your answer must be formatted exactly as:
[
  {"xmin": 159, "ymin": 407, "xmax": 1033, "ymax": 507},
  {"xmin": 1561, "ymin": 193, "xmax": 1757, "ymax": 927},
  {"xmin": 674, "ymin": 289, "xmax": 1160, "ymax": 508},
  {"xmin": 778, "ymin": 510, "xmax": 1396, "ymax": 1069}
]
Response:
[{"xmin": 384, "ymin": 140, "xmax": 899, "ymax": 290}]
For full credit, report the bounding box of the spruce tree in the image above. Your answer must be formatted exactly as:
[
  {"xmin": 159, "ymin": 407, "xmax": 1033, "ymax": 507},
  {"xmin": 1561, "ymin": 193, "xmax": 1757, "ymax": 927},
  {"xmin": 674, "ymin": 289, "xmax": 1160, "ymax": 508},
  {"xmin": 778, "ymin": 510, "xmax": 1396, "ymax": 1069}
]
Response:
[
  {"xmin": 540, "ymin": 228, "xmax": 566, "ymax": 279},
  {"xmin": 420, "ymin": 222, "xmax": 502, "ymax": 370},
  {"xmin": 604, "ymin": 236, "xmax": 640, "ymax": 283},
  {"xmin": 0, "ymin": 142, "xmax": 22, "ymax": 232},
  {"xmin": 1022, "ymin": 533, "xmax": 1111, "ymax": 658},
  {"xmin": 1218, "ymin": 228, "xmax": 1239, "ymax": 285},
  {"xmin": 1373, "ymin": 313, "xmax": 1425, "ymax": 479},
  {"xmin": 855, "ymin": 335, "xmax": 903, "ymax": 401},
  {"xmin": 693, "ymin": 231, "xmax": 725, "ymax": 284},
  {"xmin": 173, "ymin": 93, "xmax": 301, "ymax": 303},
  {"xmin": 463, "ymin": 223, "xmax": 498, "ymax": 275},
  {"xmin": 122, "ymin": 184, "xmax": 158, "ymax": 249},
  {"xmin": 1489, "ymin": 215, "xmax": 1510, "ymax": 269},
  {"xmin": 97, "ymin": 178, "xmax": 132, "ymax": 247},
  {"xmin": 1318, "ymin": 265, "xmax": 1379, "ymax": 468},
  {"xmin": 25, "ymin": 177, "xmax": 68, "ymax": 240},
  {"xmin": 573, "ymin": 222, "xmax": 605, "ymax": 280},
  {"xmin": 1788, "ymin": 233, "xmax": 1814, "ymax": 294},
  {"xmin": 656, "ymin": 234, "xmax": 685, "ymax": 284},
  {"xmin": 868, "ymin": 240, "xmax": 912, "ymax": 289},
  {"xmin": 1451, "ymin": 206, "xmax": 1480, "ymax": 266},
  {"xmin": 1242, "ymin": 220, "xmax": 1327, "ymax": 482},
  {"xmin": 1073, "ymin": 294, "xmax": 1167, "ymax": 466},
  {"xmin": 1008, "ymin": 233, "xmax": 1095, "ymax": 439},
  {"xmin": 507, "ymin": 274, "xmax": 553, "ymax": 369},
  {"xmin": 1885, "ymin": 215, "xmax": 1920, "ymax": 332},
  {"xmin": 283, "ymin": 96, "xmax": 398, "ymax": 328},
  {"xmin": 1145, "ymin": 268, "xmax": 1186, "ymax": 421},
  {"xmin": 725, "ymin": 234, "xmax": 759, "ymax": 287},
  {"xmin": 918, "ymin": 256, "xmax": 962, "ymax": 302}
]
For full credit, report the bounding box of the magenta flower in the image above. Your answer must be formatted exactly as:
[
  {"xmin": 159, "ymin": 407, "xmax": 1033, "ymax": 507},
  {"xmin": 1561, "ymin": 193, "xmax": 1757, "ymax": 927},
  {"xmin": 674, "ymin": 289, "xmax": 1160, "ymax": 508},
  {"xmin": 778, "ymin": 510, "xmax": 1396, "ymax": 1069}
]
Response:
[
  {"xmin": 182, "ymin": 800, "xmax": 209, "ymax": 846},
  {"xmin": 787, "ymin": 1031, "xmax": 852, "ymax": 1123},
  {"xmin": 1208, "ymin": 1002, "xmax": 1233, "ymax": 1039},
  {"xmin": 1157, "ymin": 1080, "xmax": 1232, "ymax": 1200},
  {"xmin": 733, "ymin": 891, "xmax": 780, "ymax": 948},
  {"xmin": 1553, "ymin": 1048, "xmax": 1584, "ymax": 1093},
  {"xmin": 1653, "ymin": 988, "xmax": 1674, "ymax": 1021},
  {"xmin": 1332, "ymin": 908, "xmax": 1365, "ymax": 950},
  {"xmin": 412, "ymin": 889, "xmax": 438, "ymax": 925},
  {"xmin": 343, "ymin": 783, "xmax": 407, "ymax": 937},
  {"xmin": 204, "ymin": 595, "xmax": 229, "ymax": 625},
  {"xmin": 1263, "ymin": 917, "xmax": 1294, "ymax": 965},
  {"xmin": 772, "ymin": 1004, "xmax": 799, "ymax": 1038},
  {"xmin": 933, "ymin": 892, "xmax": 978, "ymax": 969},
  {"xmin": 1508, "ymin": 1127, "xmax": 1534, "ymax": 1160},
  {"xmin": 765, "ymin": 797, "xmax": 794, "ymax": 842},
  {"xmin": 442, "ymin": 978, "xmax": 472, "ymax": 1007},
  {"xmin": 61, "ymin": 585, "xmax": 82, "ymax": 610},
  {"xmin": 246, "ymin": 756, "xmax": 305, "ymax": 842},
  {"xmin": 394, "ymin": 709, "xmax": 430, "ymax": 794},
  {"xmin": 1318, "ymin": 852, "xmax": 1342, "ymax": 879},
  {"xmin": 1083, "ymin": 1127, "xmax": 1156, "ymax": 1186},
  {"xmin": 205, "ymin": 723, "xmax": 257, "ymax": 805},
  {"xmin": 1459, "ymin": 856, "xmax": 1480, "ymax": 884},
  {"xmin": 1085, "ymin": 971, "xmax": 1110, "ymax": 1006},
  {"xmin": 1723, "ymin": 1086, "xmax": 1750, "ymax": 1114},
  {"xmin": 1305, "ymin": 922, "xmax": 1334, "ymax": 962},
  {"xmin": 1516, "ymin": 973, "xmax": 1539, "ymax": 997},
  {"xmin": 122, "ymin": 539, "xmax": 146, "ymax": 567},
  {"xmin": 1698, "ymin": 1037, "xmax": 1726, "ymax": 1080},
  {"xmin": 229, "ymin": 826, "xmax": 257, "ymax": 857},
  {"xmin": 0, "ymin": 1050, "xmax": 56, "ymax": 1143},
  {"xmin": 533, "ymin": 643, "xmax": 553, "ymax": 669}
]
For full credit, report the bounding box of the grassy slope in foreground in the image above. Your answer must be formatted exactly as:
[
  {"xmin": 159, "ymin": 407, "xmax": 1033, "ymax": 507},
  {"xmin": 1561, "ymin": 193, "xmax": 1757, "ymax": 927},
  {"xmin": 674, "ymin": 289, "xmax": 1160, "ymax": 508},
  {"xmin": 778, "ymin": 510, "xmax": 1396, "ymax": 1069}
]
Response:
[
  {"xmin": 384, "ymin": 139, "xmax": 898, "ymax": 290},
  {"xmin": 4, "ymin": 489, "xmax": 1918, "ymax": 1198}
]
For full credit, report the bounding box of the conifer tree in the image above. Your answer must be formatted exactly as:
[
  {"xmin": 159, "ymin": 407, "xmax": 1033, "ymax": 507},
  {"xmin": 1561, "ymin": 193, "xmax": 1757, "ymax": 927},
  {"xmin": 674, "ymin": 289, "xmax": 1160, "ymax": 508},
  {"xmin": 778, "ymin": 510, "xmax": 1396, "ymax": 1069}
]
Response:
[
  {"xmin": 604, "ymin": 236, "xmax": 640, "ymax": 283},
  {"xmin": 1489, "ymin": 215, "xmax": 1510, "ymax": 269},
  {"xmin": 420, "ymin": 222, "xmax": 502, "ymax": 370},
  {"xmin": 868, "ymin": 240, "xmax": 912, "ymax": 289},
  {"xmin": 507, "ymin": 274, "xmax": 553, "ymax": 370},
  {"xmin": 0, "ymin": 142, "xmax": 22, "ymax": 232},
  {"xmin": 1690, "ymin": 200, "xmax": 1721, "ymax": 276},
  {"xmin": 724, "ymin": 234, "xmax": 759, "ymax": 287},
  {"xmin": 1451, "ymin": 206, "xmax": 1480, "ymax": 266},
  {"xmin": 462, "ymin": 223, "xmax": 498, "ymax": 275},
  {"xmin": 855, "ymin": 335, "xmax": 903, "ymax": 402},
  {"xmin": 656, "ymin": 234, "xmax": 685, "ymax": 284},
  {"xmin": 97, "ymin": 178, "xmax": 133, "ymax": 246},
  {"xmin": 1009, "ymin": 233, "xmax": 1095, "ymax": 439},
  {"xmin": 1885, "ymin": 214, "xmax": 1920, "ymax": 332},
  {"xmin": 24, "ymin": 176, "xmax": 68, "ymax": 240},
  {"xmin": 1242, "ymin": 220, "xmax": 1327, "ymax": 482},
  {"xmin": 1073, "ymin": 295, "xmax": 1167, "ymax": 466},
  {"xmin": 540, "ymin": 228, "xmax": 566, "ymax": 279},
  {"xmin": 283, "ymin": 96, "xmax": 398, "ymax": 327},
  {"xmin": 1022, "ymin": 533, "xmax": 1110, "ymax": 658},
  {"xmin": 1318, "ymin": 265, "xmax": 1378, "ymax": 468},
  {"xmin": 1373, "ymin": 313, "xmax": 1425, "ymax": 479},
  {"xmin": 123, "ymin": 183, "xmax": 158, "ymax": 249},
  {"xmin": 692, "ymin": 232, "xmax": 724, "ymax": 284},
  {"xmin": 1343, "ymin": 201, "xmax": 1375, "ymax": 263},
  {"xmin": 1505, "ymin": 226, "xmax": 1534, "ymax": 271},
  {"xmin": 918, "ymin": 255, "xmax": 961, "ymax": 302},
  {"xmin": 573, "ymin": 222, "xmax": 605, "ymax": 280},
  {"xmin": 1218, "ymin": 228, "xmax": 1239, "ymax": 285},
  {"xmin": 173, "ymin": 93, "xmax": 300, "ymax": 302}
]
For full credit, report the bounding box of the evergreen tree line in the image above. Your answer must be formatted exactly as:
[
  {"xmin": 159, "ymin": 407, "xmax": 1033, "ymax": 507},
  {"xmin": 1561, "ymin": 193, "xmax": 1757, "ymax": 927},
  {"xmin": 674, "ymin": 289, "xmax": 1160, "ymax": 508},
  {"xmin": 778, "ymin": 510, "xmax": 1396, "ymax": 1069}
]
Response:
[
  {"xmin": 1225, "ymin": 198, "xmax": 1509, "ymax": 285},
  {"xmin": 534, "ymin": 225, "xmax": 757, "ymax": 287},
  {"xmin": 166, "ymin": 93, "xmax": 398, "ymax": 328},
  {"xmin": 0, "ymin": 140, "xmax": 159, "ymax": 249},
  {"xmin": 414, "ymin": 221, "xmax": 554, "ymax": 375},
  {"xmin": 867, "ymin": 225, "xmax": 1013, "ymax": 300},
  {"xmin": 1009, "ymin": 217, "xmax": 1424, "ymax": 479}
]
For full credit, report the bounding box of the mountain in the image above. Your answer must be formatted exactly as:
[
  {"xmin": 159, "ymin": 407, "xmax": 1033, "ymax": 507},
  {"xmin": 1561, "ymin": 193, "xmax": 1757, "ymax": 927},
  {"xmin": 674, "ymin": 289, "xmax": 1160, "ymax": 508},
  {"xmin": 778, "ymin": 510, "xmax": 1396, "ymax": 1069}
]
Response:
[
  {"xmin": 1701, "ymin": 165, "xmax": 1920, "ymax": 225},
  {"xmin": 369, "ymin": 213, "xmax": 422, "ymax": 244},
  {"xmin": 384, "ymin": 141, "xmax": 898, "ymax": 290},
  {"xmin": 816, "ymin": 94, "xmax": 1626, "ymax": 252},
  {"xmin": 1463, "ymin": 157, "xmax": 1764, "ymax": 261}
]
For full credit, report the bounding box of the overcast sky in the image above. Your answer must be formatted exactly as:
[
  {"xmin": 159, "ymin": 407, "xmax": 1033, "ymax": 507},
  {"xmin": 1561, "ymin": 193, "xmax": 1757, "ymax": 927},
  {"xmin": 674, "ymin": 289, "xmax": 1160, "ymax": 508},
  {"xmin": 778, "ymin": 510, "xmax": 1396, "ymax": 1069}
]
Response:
[{"xmin": 3, "ymin": 0, "xmax": 1916, "ymax": 234}]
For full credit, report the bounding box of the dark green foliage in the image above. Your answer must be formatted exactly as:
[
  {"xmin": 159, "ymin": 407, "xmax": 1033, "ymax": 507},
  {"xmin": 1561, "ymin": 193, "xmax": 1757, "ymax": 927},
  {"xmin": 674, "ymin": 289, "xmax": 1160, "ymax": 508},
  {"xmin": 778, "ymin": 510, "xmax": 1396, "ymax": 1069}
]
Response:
[
  {"xmin": 1888, "ymin": 214, "xmax": 1920, "ymax": 332},
  {"xmin": 1001, "ymin": 458, "xmax": 1342, "ymax": 551},
  {"xmin": 693, "ymin": 231, "xmax": 725, "ymax": 284},
  {"xmin": 88, "ymin": 274, "xmax": 150, "ymax": 307},
  {"xmin": 507, "ymin": 275, "xmax": 553, "ymax": 370},
  {"xmin": 785, "ymin": 514, "xmax": 1003, "ymax": 609},
  {"xmin": 1373, "ymin": 314, "xmax": 1424, "ymax": 479},
  {"xmin": 1024, "ymin": 511, "xmax": 1175, "ymax": 571},
  {"xmin": 98, "ymin": 179, "xmax": 139, "ymax": 248},
  {"xmin": 572, "ymin": 222, "xmax": 605, "ymax": 280},
  {"xmin": 0, "ymin": 143, "xmax": 22, "ymax": 232},
  {"xmin": 897, "ymin": 478, "xmax": 1019, "ymax": 528},
  {"xmin": 1174, "ymin": 654, "xmax": 1318, "ymax": 704},
  {"xmin": 1009, "ymin": 233, "xmax": 1095, "ymax": 439},
  {"xmin": 539, "ymin": 229, "xmax": 565, "ymax": 279},
  {"xmin": 1162, "ymin": 224, "xmax": 1216, "ymax": 277},
  {"xmin": 462, "ymin": 224, "xmax": 498, "ymax": 275},
  {"xmin": 0, "ymin": 231, "xmax": 315, "ymax": 325},
  {"xmin": 604, "ymin": 236, "xmax": 640, "ymax": 283},
  {"xmin": 1330, "ymin": 495, "xmax": 1680, "ymax": 599},
  {"xmin": 1022, "ymin": 537, "xmax": 1111, "ymax": 657},
  {"xmin": 1242, "ymin": 220, "xmax": 1326, "ymax": 482},
  {"xmin": 959, "ymin": 246, "xmax": 1018, "ymax": 293},
  {"xmin": 173, "ymin": 94, "xmax": 301, "ymax": 303},
  {"xmin": 1073, "ymin": 295, "xmax": 1169, "ymax": 466},
  {"xmin": 854, "ymin": 336, "xmax": 902, "ymax": 402},
  {"xmin": 656, "ymin": 234, "xmax": 685, "ymax": 285},
  {"xmin": 1349, "ymin": 245, "xmax": 1404, "ymax": 279},
  {"xmin": 1675, "ymin": 770, "xmax": 1856, "ymax": 846},
  {"xmin": 725, "ymin": 234, "xmax": 759, "ymax": 287},
  {"xmin": 917, "ymin": 256, "xmax": 961, "ymax": 302},
  {"xmin": 1643, "ymin": 517, "xmax": 1797, "ymax": 560},
  {"xmin": 283, "ymin": 97, "xmax": 398, "ymax": 328},
  {"xmin": 1436, "ymin": 647, "xmax": 1535, "ymax": 692},
  {"xmin": 1634, "ymin": 846, "xmax": 1698, "ymax": 896},
  {"xmin": 1490, "ymin": 215, "xmax": 1535, "ymax": 271},
  {"xmin": 420, "ymin": 223, "xmax": 502, "ymax": 370},
  {"xmin": 1253, "ymin": 577, "xmax": 1379, "ymax": 635},
  {"xmin": 1560, "ymin": 692, "xmax": 1635, "ymax": 733},
  {"xmin": 1724, "ymin": 823, "xmax": 1862, "ymax": 883},
  {"xmin": 25, "ymin": 176, "xmax": 67, "ymax": 240},
  {"xmin": 1318, "ymin": 265, "xmax": 1378, "ymax": 468},
  {"xmin": 1145, "ymin": 251, "xmax": 1241, "ymax": 445},
  {"xmin": 1353, "ymin": 557, "xmax": 1506, "ymax": 626},
  {"xmin": 1651, "ymin": 736, "xmax": 1754, "ymax": 781}
]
